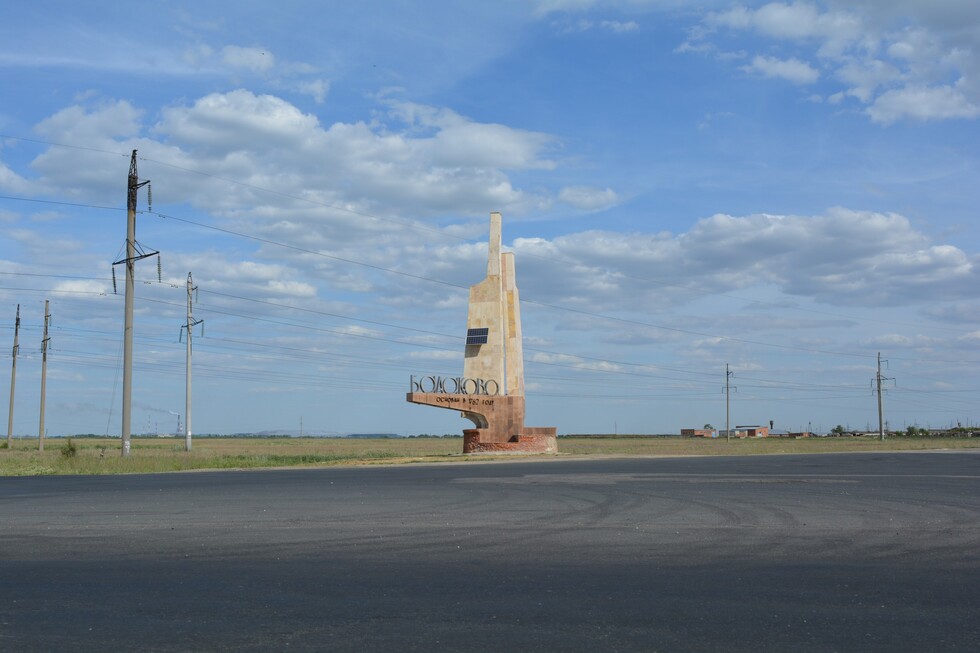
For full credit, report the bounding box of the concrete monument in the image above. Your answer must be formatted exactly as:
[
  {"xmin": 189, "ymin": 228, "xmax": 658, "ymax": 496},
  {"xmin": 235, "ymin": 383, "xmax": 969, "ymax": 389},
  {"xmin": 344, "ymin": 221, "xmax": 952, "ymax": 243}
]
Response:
[{"xmin": 407, "ymin": 212, "xmax": 557, "ymax": 454}]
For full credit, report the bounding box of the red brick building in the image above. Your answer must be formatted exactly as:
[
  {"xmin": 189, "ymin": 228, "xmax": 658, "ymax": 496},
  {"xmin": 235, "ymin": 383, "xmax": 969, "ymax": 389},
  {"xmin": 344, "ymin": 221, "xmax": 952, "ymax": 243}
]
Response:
[{"xmin": 681, "ymin": 428, "xmax": 717, "ymax": 438}]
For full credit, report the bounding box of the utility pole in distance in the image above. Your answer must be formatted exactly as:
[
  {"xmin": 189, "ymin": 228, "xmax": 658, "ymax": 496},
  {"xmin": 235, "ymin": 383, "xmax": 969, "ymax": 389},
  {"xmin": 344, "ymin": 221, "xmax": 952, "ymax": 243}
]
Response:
[
  {"xmin": 7, "ymin": 304, "xmax": 20, "ymax": 448},
  {"xmin": 113, "ymin": 150, "xmax": 156, "ymax": 457},
  {"xmin": 38, "ymin": 300, "xmax": 50, "ymax": 451},
  {"xmin": 725, "ymin": 364, "xmax": 736, "ymax": 442},
  {"xmin": 874, "ymin": 352, "xmax": 893, "ymax": 441},
  {"xmin": 180, "ymin": 272, "xmax": 203, "ymax": 452}
]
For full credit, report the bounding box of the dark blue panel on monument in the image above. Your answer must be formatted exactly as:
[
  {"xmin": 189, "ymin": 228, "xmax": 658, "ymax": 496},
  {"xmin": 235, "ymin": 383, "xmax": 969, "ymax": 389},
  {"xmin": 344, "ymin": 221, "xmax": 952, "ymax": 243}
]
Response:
[{"xmin": 466, "ymin": 328, "xmax": 489, "ymax": 345}]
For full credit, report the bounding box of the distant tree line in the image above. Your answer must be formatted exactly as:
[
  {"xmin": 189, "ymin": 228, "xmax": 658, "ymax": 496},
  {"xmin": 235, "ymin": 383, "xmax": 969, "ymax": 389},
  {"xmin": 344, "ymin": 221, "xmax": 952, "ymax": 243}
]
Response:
[{"xmin": 830, "ymin": 424, "xmax": 977, "ymax": 438}]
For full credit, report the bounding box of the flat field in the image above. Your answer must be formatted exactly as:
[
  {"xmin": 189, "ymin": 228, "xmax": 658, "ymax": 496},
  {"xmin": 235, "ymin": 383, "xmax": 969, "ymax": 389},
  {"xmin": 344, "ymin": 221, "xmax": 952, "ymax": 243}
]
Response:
[{"xmin": 1, "ymin": 435, "xmax": 978, "ymax": 475}]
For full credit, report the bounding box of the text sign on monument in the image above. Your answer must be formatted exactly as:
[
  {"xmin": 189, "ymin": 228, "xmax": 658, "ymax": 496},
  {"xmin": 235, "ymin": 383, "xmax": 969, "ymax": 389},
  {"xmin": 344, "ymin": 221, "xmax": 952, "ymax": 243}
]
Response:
[{"xmin": 410, "ymin": 374, "xmax": 500, "ymax": 396}]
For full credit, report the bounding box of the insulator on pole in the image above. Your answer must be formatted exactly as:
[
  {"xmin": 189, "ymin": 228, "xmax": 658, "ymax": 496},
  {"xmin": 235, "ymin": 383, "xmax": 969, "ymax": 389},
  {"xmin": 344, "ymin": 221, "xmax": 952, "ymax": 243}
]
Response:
[
  {"xmin": 157, "ymin": 256, "xmax": 162, "ymax": 282},
  {"xmin": 147, "ymin": 184, "xmax": 152, "ymax": 212},
  {"xmin": 112, "ymin": 267, "xmax": 117, "ymax": 294}
]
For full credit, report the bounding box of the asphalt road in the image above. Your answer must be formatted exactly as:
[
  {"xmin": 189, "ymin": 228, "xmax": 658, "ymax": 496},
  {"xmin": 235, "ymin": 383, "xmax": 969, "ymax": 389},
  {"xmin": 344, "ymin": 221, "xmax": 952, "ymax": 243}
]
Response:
[{"xmin": 1, "ymin": 452, "xmax": 979, "ymax": 652}]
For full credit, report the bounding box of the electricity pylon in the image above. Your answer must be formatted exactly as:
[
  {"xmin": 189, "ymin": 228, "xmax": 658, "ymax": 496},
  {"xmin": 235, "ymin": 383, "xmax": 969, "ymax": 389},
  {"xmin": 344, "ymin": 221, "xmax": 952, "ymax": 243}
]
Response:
[
  {"xmin": 180, "ymin": 272, "xmax": 203, "ymax": 452},
  {"xmin": 38, "ymin": 300, "xmax": 50, "ymax": 451},
  {"xmin": 6, "ymin": 304, "xmax": 19, "ymax": 448},
  {"xmin": 875, "ymin": 352, "xmax": 894, "ymax": 441},
  {"xmin": 113, "ymin": 150, "xmax": 157, "ymax": 457}
]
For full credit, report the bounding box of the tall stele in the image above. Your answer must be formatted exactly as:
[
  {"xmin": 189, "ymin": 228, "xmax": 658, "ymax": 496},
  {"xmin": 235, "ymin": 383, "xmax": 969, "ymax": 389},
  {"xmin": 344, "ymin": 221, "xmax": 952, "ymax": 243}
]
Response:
[{"xmin": 407, "ymin": 212, "xmax": 557, "ymax": 454}]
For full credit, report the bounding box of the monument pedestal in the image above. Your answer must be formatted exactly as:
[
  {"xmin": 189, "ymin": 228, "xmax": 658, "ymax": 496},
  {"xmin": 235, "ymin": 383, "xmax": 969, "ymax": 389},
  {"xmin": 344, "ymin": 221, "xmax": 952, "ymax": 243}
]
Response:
[
  {"xmin": 407, "ymin": 392, "xmax": 557, "ymax": 454},
  {"xmin": 462, "ymin": 428, "xmax": 558, "ymax": 454}
]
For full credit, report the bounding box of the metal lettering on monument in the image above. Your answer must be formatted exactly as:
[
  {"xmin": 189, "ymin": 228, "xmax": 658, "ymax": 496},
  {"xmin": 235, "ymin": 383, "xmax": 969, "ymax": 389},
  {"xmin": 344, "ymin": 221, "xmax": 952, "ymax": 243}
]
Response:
[{"xmin": 410, "ymin": 374, "xmax": 500, "ymax": 396}]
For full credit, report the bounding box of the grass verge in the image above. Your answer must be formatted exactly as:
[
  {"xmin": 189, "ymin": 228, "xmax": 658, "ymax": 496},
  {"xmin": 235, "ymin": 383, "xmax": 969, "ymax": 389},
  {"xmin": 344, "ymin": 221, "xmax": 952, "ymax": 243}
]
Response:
[{"xmin": 0, "ymin": 435, "xmax": 977, "ymax": 476}]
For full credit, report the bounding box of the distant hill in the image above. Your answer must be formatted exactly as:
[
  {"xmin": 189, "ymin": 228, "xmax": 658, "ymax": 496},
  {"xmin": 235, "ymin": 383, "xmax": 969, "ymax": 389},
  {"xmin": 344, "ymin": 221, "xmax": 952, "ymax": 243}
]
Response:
[
  {"xmin": 345, "ymin": 433, "xmax": 402, "ymax": 439},
  {"xmin": 229, "ymin": 430, "xmax": 403, "ymax": 438}
]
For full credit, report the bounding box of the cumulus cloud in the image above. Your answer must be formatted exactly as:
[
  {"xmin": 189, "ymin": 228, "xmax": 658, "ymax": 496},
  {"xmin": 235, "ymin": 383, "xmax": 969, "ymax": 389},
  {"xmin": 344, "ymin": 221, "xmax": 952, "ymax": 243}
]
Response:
[
  {"xmin": 20, "ymin": 90, "xmax": 561, "ymax": 227},
  {"xmin": 687, "ymin": 1, "xmax": 980, "ymax": 124},
  {"xmin": 507, "ymin": 208, "xmax": 979, "ymax": 312},
  {"xmin": 297, "ymin": 79, "xmax": 330, "ymax": 104},
  {"xmin": 861, "ymin": 333, "xmax": 941, "ymax": 349},
  {"xmin": 557, "ymin": 186, "xmax": 619, "ymax": 211},
  {"xmin": 555, "ymin": 18, "xmax": 640, "ymax": 33},
  {"xmin": 533, "ymin": 0, "xmax": 601, "ymax": 17},
  {"xmin": 743, "ymin": 55, "xmax": 820, "ymax": 84},
  {"xmin": 36, "ymin": 101, "xmax": 143, "ymax": 143},
  {"xmin": 12, "ymin": 90, "xmax": 978, "ymax": 340},
  {"xmin": 384, "ymin": 101, "xmax": 557, "ymax": 170},
  {"xmin": 53, "ymin": 278, "xmax": 110, "ymax": 295},
  {"xmin": 708, "ymin": 1, "xmax": 863, "ymax": 47},
  {"xmin": 221, "ymin": 45, "xmax": 275, "ymax": 73},
  {"xmin": 0, "ymin": 159, "xmax": 31, "ymax": 195},
  {"xmin": 600, "ymin": 20, "xmax": 639, "ymax": 33},
  {"xmin": 157, "ymin": 90, "xmax": 320, "ymax": 152},
  {"xmin": 868, "ymin": 84, "xmax": 980, "ymax": 124},
  {"xmin": 920, "ymin": 302, "xmax": 980, "ymax": 324},
  {"xmin": 3, "ymin": 89, "xmax": 579, "ymax": 313}
]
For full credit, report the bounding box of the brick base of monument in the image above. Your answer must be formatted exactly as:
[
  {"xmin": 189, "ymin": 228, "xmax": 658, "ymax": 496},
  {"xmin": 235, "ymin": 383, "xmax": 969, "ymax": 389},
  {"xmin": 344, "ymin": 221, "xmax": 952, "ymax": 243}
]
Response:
[
  {"xmin": 406, "ymin": 392, "xmax": 557, "ymax": 454},
  {"xmin": 463, "ymin": 428, "xmax": 558, "ymax": 454}
]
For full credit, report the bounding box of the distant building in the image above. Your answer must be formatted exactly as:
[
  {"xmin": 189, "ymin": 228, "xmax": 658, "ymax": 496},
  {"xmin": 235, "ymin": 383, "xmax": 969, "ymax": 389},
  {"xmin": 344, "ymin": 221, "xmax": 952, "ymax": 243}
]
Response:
[
  {"xmin": 681, "ymin": 428, "xmax": 716, "ymax": 438},
  {"xmin": 685, "ymin": 425, "xmax": 815, "ymax": 438},
  {"xmin": 769, "ymin": 429, "xmax": 812, "ymax": 438}
]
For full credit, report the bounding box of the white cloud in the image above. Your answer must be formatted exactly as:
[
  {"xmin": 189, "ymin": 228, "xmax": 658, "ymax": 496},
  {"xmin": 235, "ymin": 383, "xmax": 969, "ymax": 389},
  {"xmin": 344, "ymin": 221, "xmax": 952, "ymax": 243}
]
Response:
[
  {"xmin": 297, "ymin": 79, "xmax": 330, "ymax": 104},
  {"xmin": 13, "ymin": 89, "xmax": 566, "ymax": 275},
  {"xmin": 508, "ymin": 208, "xmax": 979, "ymax": 312},
  {"xmin": 558, "ymin": 186, "xmax": 619, "ymax": 210},
  {"xmin": 53, "ymin": 278, "xmax": 110, "ymax": 295},
  {"xmin": 834, "ymin": 58, "xmax": 901, "ymax": 103},
  {"xmin": 862, "ymin": 333, "xmax": 941, "ymax": 349},
  {"xmin": 0, "ymin": 160, "xmax": 30, "ymax": 195},
  {"xmin": 744, "ymin": 55, "xmax": 820, "ymax": 84},
  {"xmin": 600, "ymin": 20, "xmax": 639, "ymax": 33},
  {"xmin": 959, "ymin": 330, "xmax": 980, "ymax": 343},
  {"xmin": 533, "ymin": 0, "xmax": 600, "ymax": 16},
  {"xmin": 12, "ymin": 90, "xmax": 978, "ymax": 334},
  {"xmin": 867, "ymin": 84, "xmax": 980, "ymax": 124},
  {"xmin": 384, "ymin": 100, "xmax": 558, "ymax": 170},
  {"xmin": 36, "ymin": 101, "xmax": 143, "ymax": 143},
  {"xmin": 551, "ymin": 18, "xmax": 638, "ymax": 35},
  {"xmin": 921, "ymin": 302, "xmax": 980, "ymax": 324},
  {"xmin": 157, "ymin": 90, "xmax": 320, "ymax": 151},
  {"xmin": 221, "ymin": 45, "xmax": 275, "ymax": 73},
  {"xmin": 690, "ymin": 1, "xmax": 980, "ymax": 124},
  {"xmin": 266, "ymin": 279, "xmax": 317, "ymax": 297}
]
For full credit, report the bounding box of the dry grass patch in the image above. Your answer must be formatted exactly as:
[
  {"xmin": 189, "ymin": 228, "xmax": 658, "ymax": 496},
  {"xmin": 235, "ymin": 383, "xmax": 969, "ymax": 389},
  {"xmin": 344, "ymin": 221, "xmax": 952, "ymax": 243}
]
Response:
[
  {"xmin": 1, "ymin": 435, "xmax": 976, "ymax": 476},
  {"xmin": 0, "ymin": 437, "xmax": 463, "ymax": 476},
  {"xmin": 557, "ymin": 435, "xmax": 980, "ymax": 456}
]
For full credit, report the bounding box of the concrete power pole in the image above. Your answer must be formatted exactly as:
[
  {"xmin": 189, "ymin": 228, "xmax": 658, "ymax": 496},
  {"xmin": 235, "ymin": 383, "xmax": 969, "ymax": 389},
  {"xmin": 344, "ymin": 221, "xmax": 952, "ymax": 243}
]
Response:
[
  {"xmin": 38, "ymin": 300, "xmax": 50, "ymax": 451},
  {"xmin": 115, "ymin": 150, "xmax": 155, "ymax": 457},
  {"xmin": 181, "ymin": 272, "xmax": 203, "ymax": 452},
  {"xmin": 7, "ymin": 304, "xmax": 20, "ymax": 448},
  {"xmin": 725, "ymin": 363, "xmax": 734, "ymax": 442},
  {"xmin": 876, "ymin": 352, "xmax": 886, "ymax": 441}
]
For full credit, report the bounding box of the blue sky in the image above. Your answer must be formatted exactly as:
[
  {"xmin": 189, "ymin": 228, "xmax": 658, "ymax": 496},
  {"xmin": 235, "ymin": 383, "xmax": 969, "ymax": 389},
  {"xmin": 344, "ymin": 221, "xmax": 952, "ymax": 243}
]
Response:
[{"xmin": 1, "ymin": 1, "xmax": 978, "ymax": 437}]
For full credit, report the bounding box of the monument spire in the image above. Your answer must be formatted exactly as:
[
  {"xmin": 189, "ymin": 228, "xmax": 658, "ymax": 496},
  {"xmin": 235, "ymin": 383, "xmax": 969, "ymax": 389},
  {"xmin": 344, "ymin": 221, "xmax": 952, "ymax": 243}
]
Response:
[{"xmin": 487, "ymin": 211, "xmax": 501, "ymax": 277}]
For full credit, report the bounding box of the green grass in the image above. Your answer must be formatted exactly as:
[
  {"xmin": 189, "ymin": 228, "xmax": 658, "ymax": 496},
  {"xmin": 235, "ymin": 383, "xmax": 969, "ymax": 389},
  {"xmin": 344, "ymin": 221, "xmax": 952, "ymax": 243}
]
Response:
[
  {"xmin": 0, "ymin": 437, "xmax": 461, "ymax": 476},
  {"xmin": 0, "ymin": 435, "xmax": 977, "ymax": 476}
]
